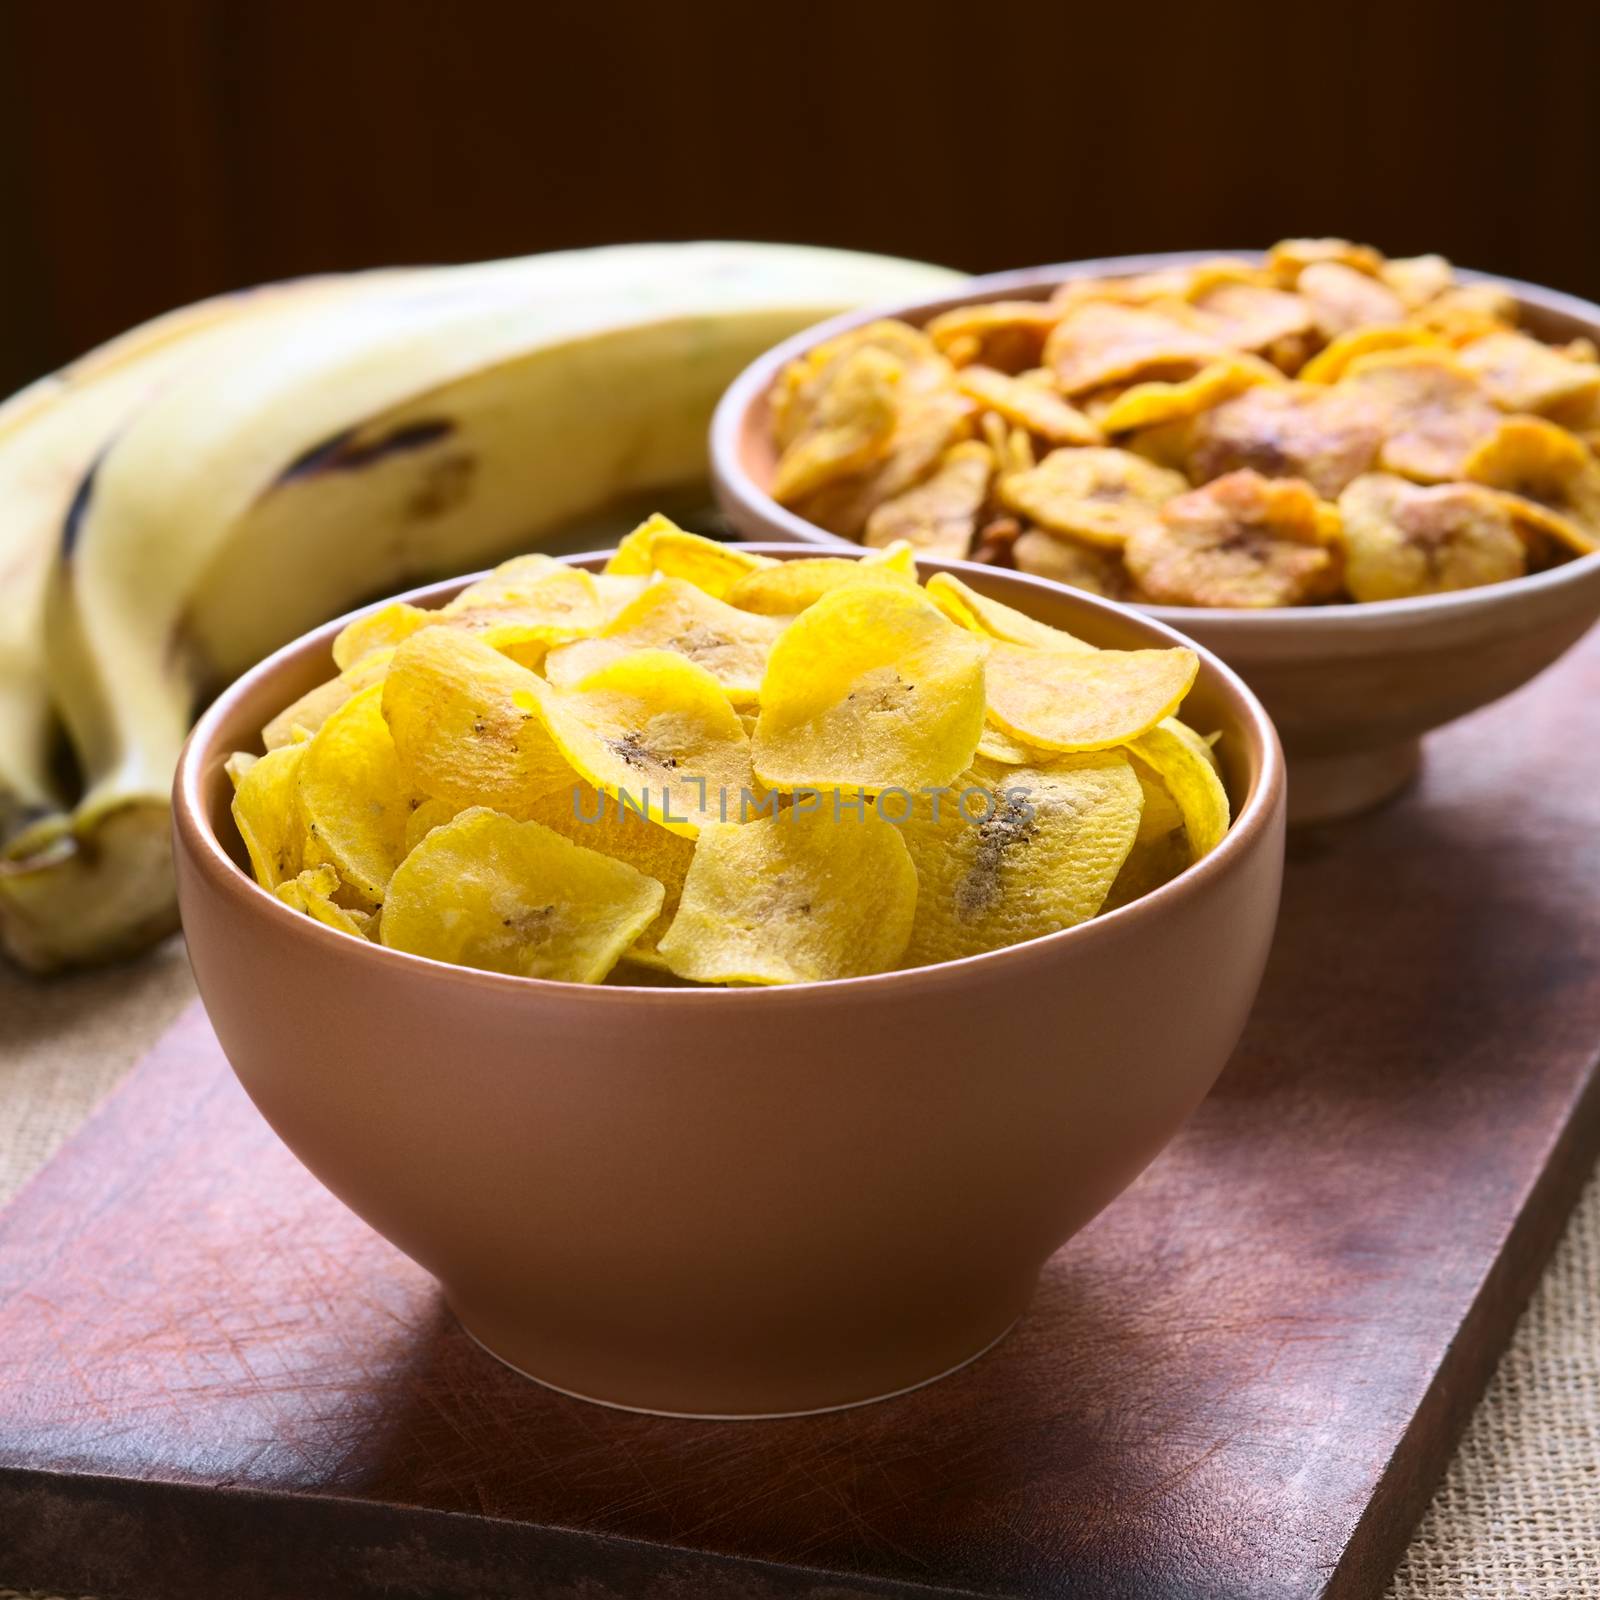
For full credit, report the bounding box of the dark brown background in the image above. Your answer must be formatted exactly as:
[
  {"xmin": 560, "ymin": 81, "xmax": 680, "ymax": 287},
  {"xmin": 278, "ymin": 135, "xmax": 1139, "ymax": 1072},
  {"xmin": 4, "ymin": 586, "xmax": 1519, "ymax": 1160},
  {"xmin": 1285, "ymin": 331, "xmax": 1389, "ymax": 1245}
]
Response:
[{"xmin": 1, "ymin": 0, "xmax": 1597, "ymax": 395}]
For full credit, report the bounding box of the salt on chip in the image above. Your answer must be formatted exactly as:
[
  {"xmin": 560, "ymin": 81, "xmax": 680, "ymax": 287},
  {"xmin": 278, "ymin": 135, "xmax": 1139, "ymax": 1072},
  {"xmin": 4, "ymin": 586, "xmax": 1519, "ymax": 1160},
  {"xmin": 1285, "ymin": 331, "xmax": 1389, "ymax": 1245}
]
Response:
[
  {"xmin": 1296, "ymin": 261, "xmax": 1407, "ymax": 339},
  {"xmin": 263, "ymin": 645, "xmax": 395, "ymax": 751},
  {"xmin": 863, "ymin": 441, "xmax": 994, "ymax": 559},
  {"xmin": 230, "ymin": 741, "xmax": 306, "ymax": 891},
  {"xmin": 924, "ymin": 571, "xmax": 1094, "ymax": 653},
  {"xmin": 1340, "ymin": 348, "xmax": 1502, "ymax": 483},
  {"xmin": 1457, "ymin": 331, "xmax": 1600, "ymax": 424},
  {"xmin": 771, "ymin": 345, "xmax": 902, "ymax": 506},
  {"xmin": 380, "ymin": 807, "xmax": 663, "ymax": 984},
  {"xmin": 1337, "ymin": 473, "xmax": 1525, "ymax": 601},
  {"xmin": 1125, "ymin": 720, "xmax": 1230, "ymax": 859},
  {"xmin": 925, "ymin": 300, "xmax": 1062, "ymax": 372},
  {"xmin": 1126, "ymin": 470, "xmax": 1342, "ymax": 608},
  {"xmin": 1044, "ymin": 301, "xmax": 1223, "ymax": 395},
  {"xmin": 1188, "ymin": 382, "xmax": 1385, "ymax": 498},
  {"xmin": 753, "ymin": 583, "xmax": 987, "ymax": 794},
  {"xmin": 983, "ymin": 639, "xmax": 1198, "ymax": 753},
  {"xmin": 604, "ymin": 514, "xmax": 776, "ymax": 599},
  {"xmin": 997, "ymin": 447, "xmax": 1188, "ymax": 548},
  {"xmin": 1011, "ymin": 529, "xmax": 1131, "ymax": 600},
  {"xmin": 382, "ymin": 628, "xmax": 574, "ymax": 817},
  {"xmin": 953, "ymin": 364, "xmax": 1102, "ymax": 445},
  {"xmin": 656, "ymin": 806, "xmax": 917, "ymax": 985},
  {"xmin": 523, "ymin": 649, "xmax": 755, "ymax": 836},
  {"xmin": 896, "ymin": 753, "xmax": 1142, "ymax": 968},
  {"xmin": 724, "ymin": 548, "xmax": 919, "ymax": 615},
  {"xmin": 298, "ymin": 684, "xmax": 414, "ymax": 906},
  {"xmin": 1462, "ymin": 417, "xmax": 1600, "ymax": 554}
]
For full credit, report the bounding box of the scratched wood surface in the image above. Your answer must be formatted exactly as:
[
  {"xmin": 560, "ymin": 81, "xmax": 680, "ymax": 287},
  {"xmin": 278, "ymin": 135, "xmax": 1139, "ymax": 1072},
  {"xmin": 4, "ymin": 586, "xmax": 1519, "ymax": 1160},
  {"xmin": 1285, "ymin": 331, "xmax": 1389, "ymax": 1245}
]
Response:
[{"xmin": 2, "ymin": 632, "xmax": 1599, "ymax": 1600}]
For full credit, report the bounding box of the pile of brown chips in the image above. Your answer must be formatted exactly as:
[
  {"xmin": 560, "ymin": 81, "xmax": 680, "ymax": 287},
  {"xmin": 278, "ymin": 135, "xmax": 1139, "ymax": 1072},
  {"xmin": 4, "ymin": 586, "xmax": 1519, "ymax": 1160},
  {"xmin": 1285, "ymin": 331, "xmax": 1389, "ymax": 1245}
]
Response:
[{"xmin": 766, "ymin": 239, "xmax": 1600, "ymax": 606}]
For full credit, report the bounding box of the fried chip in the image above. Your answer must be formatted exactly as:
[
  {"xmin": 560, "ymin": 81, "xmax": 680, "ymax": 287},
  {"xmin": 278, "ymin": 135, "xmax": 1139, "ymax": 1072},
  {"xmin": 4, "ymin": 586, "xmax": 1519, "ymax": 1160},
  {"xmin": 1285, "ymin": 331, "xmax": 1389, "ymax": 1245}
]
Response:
[
  {"xmin": 768, "ymin": 320, "xmax": 949, "ymax": 450},
  {"xmin": 924, "ymin": 571, "xmax": 1094, "ymax": 653},
  {"xmin": 439, "ymin": 558, "xmax": 615, "ymax": 666},
  {"xmin": 1125, "ymin": 720, "xmax": 1230, "ymax": 859},
  {"xmin": 1101, "ymin": 755, "xmax": 1190, "ymax": 912},
  {"xmin": 380, "ymin": 807, "xmax": 663, "ymax": 983},
  {"xmin": 1380, "ymin": 254, "xmax": 1455, "ymax": 310},
  {"xmin": 925, "ymin": 300, "xmax": 1062, "ymax": 372},
  {"xmin": 1297, "ymin": 260, "xmax": 1407, "ymax": 340},
  {"xmin": 983, "ymin": 639, "xmax": 1198, "ymax": 752},
  {"xmin": 230, "ymin": 741, "xmax": 306, "ymax": 890},
  {"xmin": 896, "ymin": 753, "xmax": 1142, "ymax": 967},
  {"xmin": 279, "ymin": 864, "xmax": 375, "ymax": 940},
  {"xmin": 656, "ymin": 806, "xmax": 917, "ymax": 985},
  {"xmin": 997, "ymin": 446, "xmax": 1189, "ymax": 548},
  {"xmin": 1339, "ymin": 348, "xmax": 1503, "ymax": 482},
  {"xmin": 1189, "ymin": 280, "xmax": 1315, "ymax": 360},
  {"xmin": 522, "ymin": 649, "xmax": 755, "ymax": 836},
  {"xmin": 1087, "ymin": 356, "xmax": 1278, "ymax": 434},
  {"xmin": 1337, "ymin": 473, "xmax": 1526, "ymax": 601},
  {"xmin": 1051, "ymin": 268, "xmax": 1197, "ymax": 309},
  {"xmin": 1011, "ymin": 528, "xmax": 1132, "ymax": 599},
  {"xmin": 1410, "ymin": 283, "xmax": 1518, "ymax": 346},
  {"xmin": 262, "ymin": 644, "xmax": 396, "ymax": 751},
  {"xmin": 603, "ymin": 514, "xmax": 776, "ymax": 598},
  {"xmin": 382, "ymin": 628, "xmax": 574, "ymax": 816},
  {"xmin": 753, "ymin": 584, "xmax": 987, "ymax": 793},
  {"xmin": 332, "ymin": 602, "xmax": 432, "ymax": 672},
  {"xmin": 1044, "ymin": 301, "xmax": 1223, "ymax": 395},
  {"xmin": 1267, "ymin": 238, "xmax": 1385, "ymax": 286},
  {"xmin": 863, "ymin": 440, "xmax": 994, "ymax": 559},
  {"xmin": 953, "ymin": 364, "xmax": 1102, "ymax": 445},
  {"xmin": 403, "ymin": 796, "xmax": 460, "ymax": 856},
  {"xmin": 1458, "ymin": 331, "xmax": 1600, "ymax": 424},
  {"xmin": 1188, "ymin": 382, "xmax": 1385, "ymax": 498},
  {"xmin": 1125, "ymin": 470, "xmax": 1342, "ymax": 608},
  {"xmin": 1299, "ymin": 326, "xmax": 1444, "ymax": 384},
  {"xmin": 298, "ymin": 684, "xmax": 414, "ymax": 906},
  {"xmin": 771, "ymin": 344, "xmax": 903, "ymax": 505},
  {"xmin": 724, "ymin": 546, "xmax": 919, "ymax": 615},
  {"xmin": 1462, "ymin": 418, "xmax": 1600, "ymax": 554},
  {"xmin": 589, "ymin": 577, "xmax": 787, "ymax": 705}
]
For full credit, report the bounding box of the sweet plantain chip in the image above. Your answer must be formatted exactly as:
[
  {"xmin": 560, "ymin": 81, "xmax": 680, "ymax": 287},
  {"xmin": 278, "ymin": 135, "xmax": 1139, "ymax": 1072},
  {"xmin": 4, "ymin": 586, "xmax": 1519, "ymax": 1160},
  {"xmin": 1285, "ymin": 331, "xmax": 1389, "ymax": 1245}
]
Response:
[
  {"xmin": 230, "ymin": 741, "xmax": 307, "ymax": 890},
  {"xmin": 768, "ymin": 320, "xmax": 949, "ymax": 450},
  {"xmin": 1341, "ymin": 348, "xmax": 1502, "ymax": 483},
  {"xmin": 1044, "ymin": 301, "xmax": 1223, "ymax": 395},
  {"xmin": 925, "ymin": 300, "xmax": 1063, "ymax": 372},
  {"xmin": 1379, "ymin": 254, "xmax": 1455, "ymax": 309},
  {"xmin": 1337, "ymin": 473, "xmax": 1525, "ymax": 601},
  {"xmin": 656, "ymin": 806, "xmax": 917, "ymax": 983},
  {"xmin": 771, "ymin": 344, "xmax": 903, "ymax": 505},
  {"xmin": 924, "ymin": 571, "xmax": 1094, "ymax": 653},
  {"xmin": 298, "ymin": 684, "xmax": 414, "ymax": 906},
  {"xmin": 380, "ymin": 807, "xmax": 664, "ymax": 983},
  {"xmin": 1266, "ymin": 238, "xmax": 1385, "ymax": 286},
  {"xmin": 1010, "ymin": 528, "xmax": 1132, "ymax": 599},
  {"xmin": 997, "ymin": 446, "xmax": 1189, "ymax": 548},
  {"xmin": 1188, "ymin": 280, "xmax": 1315, "ymax": 364},
  {"xmin": 1087, "ymin": 356, "xmax": 1278, "ymax": 434},
  {"xmin": 382, "ymin": 628, "xmax": 574, "ymax": 817},
  {"xmin": 604, "ymin": 515, "xmax": 776, "ymax": 599},
  {"xmin": 1462, "ymin": 417, "xmax": 1600, "ymax": 554},
  {"xmin": 1188, "ymin": 382, "xmax": 1385, "ymax": 498},
  {"xmin": 953, "ymin": 364, "xmax": 1102, "ymax": 445},
  {"xmin": 863, "ymin": 441, "xmax": 994, "ymax": 559},
  {"xmin": 522, "ymin": 649, "xmax": 755, "ymax": 836},
  {"xmin": 1296, "ymin": 261, "xmax": 1407, "ymax": 340},
  {"xmin": 1299, "ymin": 326, "xmax": 1444, "ymax": 385},
  {"xmin": 1126, "ymin": 470, "xmax": 1343, "ymax": 608},
  {"xmin": 753, "ymin": 584, "xmax": 987, "ymax": 793},
  {"xmin": 1457, "ymin": 331, "xmax": 1600, "ymax": 424},
  {"xmin": 897, "ymin": 753, "xmax": 1142, "ymax": 967},
  {"xmin": 1410, "ymin": 283, "xmax": 1518, "ymax": 346},
  {"xmin": 723, "ymin": 545, "xmax": 918, "ymax": 615},
  {"xmin": 983, "ymin": 639, "xmax": 1198, "ymax": 752}
]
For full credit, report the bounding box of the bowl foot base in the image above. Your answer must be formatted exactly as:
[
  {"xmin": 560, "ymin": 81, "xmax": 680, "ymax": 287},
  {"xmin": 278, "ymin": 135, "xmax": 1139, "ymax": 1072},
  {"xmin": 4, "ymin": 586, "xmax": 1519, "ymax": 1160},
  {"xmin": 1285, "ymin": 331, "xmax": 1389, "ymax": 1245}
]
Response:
[
  {"xmin": 447, "ymin": 1300, "xmax": 1025, "ymax": 1420},
  {"xmin": 1286, "ymin": 738, "xmax": 1422, "ymax": 827}
]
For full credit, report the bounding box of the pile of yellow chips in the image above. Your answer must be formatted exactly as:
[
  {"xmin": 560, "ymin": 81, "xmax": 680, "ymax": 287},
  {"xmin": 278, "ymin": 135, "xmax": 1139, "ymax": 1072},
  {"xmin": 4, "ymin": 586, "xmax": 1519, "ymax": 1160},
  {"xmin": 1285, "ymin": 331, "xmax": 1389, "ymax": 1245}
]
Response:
[
  {"xmin": 229, "ymin": 520, "xmax": 1230, "ymax": 986},
  {"xmin": 767, "ymin": 238, "xmax": 1600, "ymax": 606}
]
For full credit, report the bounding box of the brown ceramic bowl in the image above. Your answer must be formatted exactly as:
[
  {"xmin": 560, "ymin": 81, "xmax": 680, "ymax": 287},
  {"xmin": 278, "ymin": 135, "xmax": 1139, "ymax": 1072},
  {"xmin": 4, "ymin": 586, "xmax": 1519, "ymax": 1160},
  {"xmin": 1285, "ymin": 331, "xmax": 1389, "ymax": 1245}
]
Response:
[
  {"xmin": 711, "ymin": 253, "xmax": 1600, "ymax": 825},
  {"xmin": 173, "ymin": 546, "xmax": 1285, "ymax": 1418}
]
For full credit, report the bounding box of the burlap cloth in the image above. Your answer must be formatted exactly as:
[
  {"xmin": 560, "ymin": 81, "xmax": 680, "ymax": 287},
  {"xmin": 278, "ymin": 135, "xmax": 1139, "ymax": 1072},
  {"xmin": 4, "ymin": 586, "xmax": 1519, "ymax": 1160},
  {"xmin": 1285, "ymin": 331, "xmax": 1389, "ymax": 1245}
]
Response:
[{"xmin": 2, "ymin": 942, "xmax": 1596, "ymax": 1600}]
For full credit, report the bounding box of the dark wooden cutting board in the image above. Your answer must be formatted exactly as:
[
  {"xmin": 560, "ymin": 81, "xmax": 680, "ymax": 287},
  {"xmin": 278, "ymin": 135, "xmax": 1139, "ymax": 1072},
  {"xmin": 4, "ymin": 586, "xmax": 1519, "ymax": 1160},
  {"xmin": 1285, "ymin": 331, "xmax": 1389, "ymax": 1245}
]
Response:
[{"xmin": 3, "ymin": 631, "xmax": 1599, "ymax": 1600}]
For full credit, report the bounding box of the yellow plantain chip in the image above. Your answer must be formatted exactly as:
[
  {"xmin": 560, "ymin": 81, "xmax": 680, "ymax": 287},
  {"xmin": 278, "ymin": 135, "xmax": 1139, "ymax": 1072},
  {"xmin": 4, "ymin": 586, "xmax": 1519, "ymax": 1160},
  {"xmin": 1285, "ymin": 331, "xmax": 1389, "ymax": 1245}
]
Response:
[
  {"xmin": 1461, "ymin": 418, "xmax": 1600, "ymax": 554},
  {"xmin": 1379, "ymin": 254, "xmax": 1455, "ymax": 309},
  {"xmin": 1125, "ymin": 720, "xmax": 1230, "ymax": 859},
  {"xmin": 230, "ymin": 741, "xmax": 306, "ymax": 890},
  {"xmin": 298, "ymin": 684, "xmax": 414, "ymax": 906},
  {"xmin": 925, "ymin": 300, "xmax": 1062, "ymax": 372},
  {"xmin": 997, "ymin": 446, "xmax": 1189, "ymax": 548},
  {"xmin": 1296, "ymin": 261, "xmax": 1407, "ymax": 340},
  {"xmin": 975, "ymin": 721, "xmax": 1054, "ymax": 766},
  {"xmin": 403, "ymin": 796, "xmax": 460, "ymax": 856},
  {"xmin": 1299, "ymin": 326, "xmax": 1444, "ymax": 384},
  {"xmin": 278, "ymin": 864, "xmax": 374, "ymax": 940},
  {"xmin": 1188, "ymin": 382, "xmax": 1386, "ymax": 498},
  {"xmin": 440, "ymin": 558, "xmax": 613, "ymax": 665},
  {"xmin": 753, "ymin": 584, "xmax": 987, "ymax": 794},
  {"xmin": 771, "ymin": 344, "xmax": 904, "ymax": 505},
  {"xmin": 863, "ymin": 441, "xmax": 994, "ymax": 559},
  {"xmin": 521, "ymin": 649, "xmax": 755, "ymax": 836},
  {"xmin": 1189, "ymin": 280, "xmax": 1315, "ymax": 361},
  {"xmin": 790, "ymin": 390, "xmax": 974, "ymax": 539},
  {"xmin": 382, "ymin": 628, "xmax": 574, "ymax": 817},
  {"xmin": 518, "ymin": 779, "xmax": 696, "ymax": 966},
  {"xmin": 1267, "ymin": 238, "xmax": 1386, "ymax": 287},
  {"xmin": 1051, "ymin": 268, "xmax": 1197, "ymax": 310},
  {"xmin": 1087, "ymin": 355, "xmax": 1279, "ymax": 434},
  {"xmin": 1457, "ymin": 331, "xmax": 1600, "ymax": 425},
  {"xmin": 588, "ymin": 577, "xmax": 787, "ymax": 705},
  {"xmin": 1340, "ymin": 348, "xmax": 1503, "ymax": 483},
  {"xmin": 1410, "ymin": 283, "xmax": 1518, "ymax": 346},
  {"xmin": 263, "ymin": 645, "xmax": 395, "ymax": 751},
  {"xmin": 924, "ymin": 571, "xmax": 1095, "ymax": 653},
  {"xmin": 1011, "ymin": 528, "xmax": 1132, "ymax": 600},
  {"xmin": 983, "ymin": 639, "xmax": 1198, "ymax": 752},
  {"xmin": 380, "ymin": 807, "xmax": 663, "ymax": 984},
  {"xmin": 1101, "ymin": 755, "xmax": 1190, "ymax": 912},
  {"xmin": 604, "ymin": 514, "xmax": 776, "ymax": 598},
  {"xmin": 656, "ymin": 806, "xmax": 917, "ymax": 985},
  {"xmin": 1126, "ymin": 469, "xmax": 1342, "ymax": 608},
  {"xmin": 953, "ymin": 364, "xmax": 1103, "ymax": 445},
  {"xmin": 896, "ymin": 753, "xmax": 1142, "ymax": 967},
  {"xmin": 332, "ymin": 602, "xmax": 432, "ymax": 672},
  {"xmin": 723, "ymin": 545, "xmax": 919, "ymax": 615},
  {"xmin": 1044, "ymin": 301, "xmax": 1224, "ymax": 395},
  {"xmin": 1337, "ymin": 473, "xmax": 1525, "ymax": 601}
]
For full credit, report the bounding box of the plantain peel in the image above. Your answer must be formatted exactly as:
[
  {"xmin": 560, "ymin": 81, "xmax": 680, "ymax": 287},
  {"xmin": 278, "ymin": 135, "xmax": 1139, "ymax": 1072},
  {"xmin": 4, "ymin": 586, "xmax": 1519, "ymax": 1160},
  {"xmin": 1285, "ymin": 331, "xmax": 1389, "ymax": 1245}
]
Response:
[{"xmin": 0, "ymin": 243, "xmax": 962, "ymax": 972}]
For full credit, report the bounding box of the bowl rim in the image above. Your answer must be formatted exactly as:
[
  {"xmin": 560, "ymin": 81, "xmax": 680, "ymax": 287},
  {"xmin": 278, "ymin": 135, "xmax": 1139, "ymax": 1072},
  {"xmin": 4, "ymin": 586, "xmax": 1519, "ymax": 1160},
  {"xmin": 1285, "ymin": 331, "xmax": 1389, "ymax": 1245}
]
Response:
[
  {"xmin": 174, "ymin": 544, "xmax": 1285, "ymax": 1004},
  {"xmin": 709, "ymin": 248, "xmax": 1600, "ymax": 633}
]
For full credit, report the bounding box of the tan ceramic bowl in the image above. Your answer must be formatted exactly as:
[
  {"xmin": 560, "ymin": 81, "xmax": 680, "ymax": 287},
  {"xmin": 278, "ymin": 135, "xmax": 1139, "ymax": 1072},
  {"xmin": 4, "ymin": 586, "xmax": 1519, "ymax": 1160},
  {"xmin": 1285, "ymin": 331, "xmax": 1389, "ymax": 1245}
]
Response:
[
  {"xmin": 174, "ymin": 546, "xmax": 1285, "ymax": 1418},
  {"xmin": 711, "ymin": 254, "xmax": 1600, "ymax": 825}
]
